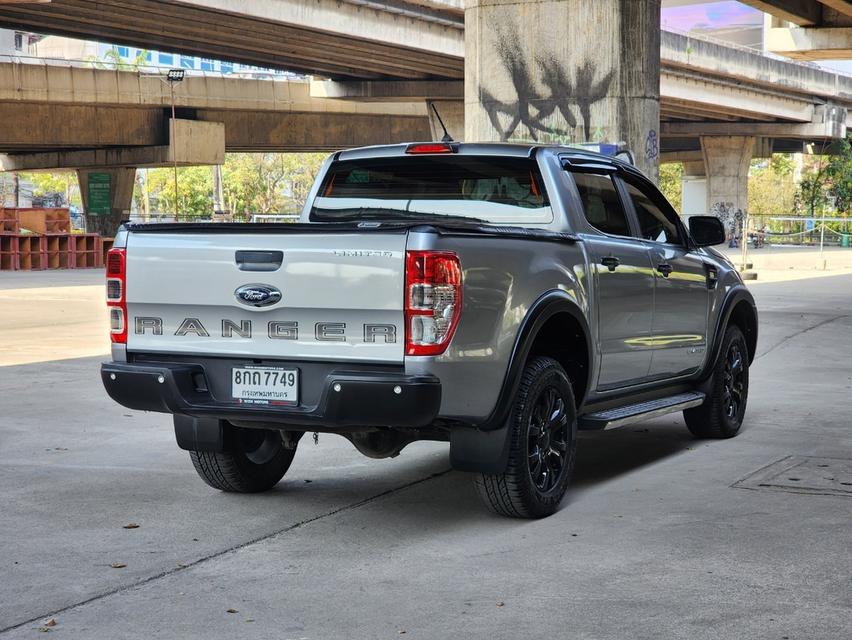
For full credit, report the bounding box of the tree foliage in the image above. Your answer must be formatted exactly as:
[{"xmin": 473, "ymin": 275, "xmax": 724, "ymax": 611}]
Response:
[
  {"xmin": 18, "ymin": 170, "xmax": 82, "ymax": 207},
  {"xmin": 134, "ymin": 153, "xmax": 326, "ymax": 219},
  {"xmin": 795, "ymin": 154, "xmax": 831, "ymax": 217},
  {"xmin": 826, "ymin": 138, "xmax": 852, "ymax": 213},
  {"xmin": 748, "ymin": 155, "xmax": 796, "ymax": 217},
  {"xmin": 87, "ymin": 47, "xmax": 150, "ymax": 72},
  {"xmin": 658, "ymin": 163, "xmax": 683, "ymax": 212}
]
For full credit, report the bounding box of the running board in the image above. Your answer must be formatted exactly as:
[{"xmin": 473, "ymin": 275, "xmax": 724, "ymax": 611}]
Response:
[{"xmin": 578, "ymin": 391, "xmax": 706, "ymax": 431}]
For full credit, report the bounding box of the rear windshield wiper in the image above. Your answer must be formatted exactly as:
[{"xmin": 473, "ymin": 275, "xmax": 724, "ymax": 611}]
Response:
[{"xmin": 310, "ymin": 207, "xmax": 486, "ymax": 225}]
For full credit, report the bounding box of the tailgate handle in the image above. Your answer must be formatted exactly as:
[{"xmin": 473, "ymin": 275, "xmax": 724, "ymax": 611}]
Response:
[{"xmin": 235, "ymin": 250, "xmax": 283, "ymax": 272}]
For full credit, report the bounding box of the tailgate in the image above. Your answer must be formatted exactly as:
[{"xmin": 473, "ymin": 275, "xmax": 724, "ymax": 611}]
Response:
[{"xmin": 125, "ymin": 230, "xmax": 406, "ymax": 363}]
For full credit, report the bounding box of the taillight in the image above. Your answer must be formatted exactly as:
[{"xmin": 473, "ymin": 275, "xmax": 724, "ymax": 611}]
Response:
[
  {"xmin": 106, "ymin": 248, "xmax": 127, "ymax": 344},
  {"xmin": 405, "ymin": 251, "xmax": 462, "ymax": 356}
]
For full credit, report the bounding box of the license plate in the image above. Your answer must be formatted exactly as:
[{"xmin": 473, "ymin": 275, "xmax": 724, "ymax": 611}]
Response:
[{"xmin": 231, "ymin": 366, "xmax": 299, "ymax": 406}]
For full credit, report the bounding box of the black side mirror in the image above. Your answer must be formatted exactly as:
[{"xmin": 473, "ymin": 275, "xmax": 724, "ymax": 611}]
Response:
[{"xmin": 688, "ymin": 216, "xmax": 726, "ymax": 247}]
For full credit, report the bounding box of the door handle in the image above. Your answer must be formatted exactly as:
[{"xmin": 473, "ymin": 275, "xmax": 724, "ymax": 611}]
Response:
[
  {"xmin": 600, "ymin": 256, "xmax": 620, "ymax": 272},
  {"xmin": 656, "ymin": 263, "xmax": 673, "ymax": 277},
  {"xmin": 235, "ymin": 250, "xmax": 283, "ymax": 272}
]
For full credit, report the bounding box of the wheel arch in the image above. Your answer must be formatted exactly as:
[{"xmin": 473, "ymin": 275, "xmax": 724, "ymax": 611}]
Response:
[
  {"xmin": 450, "ymin": 289, "xmax": 592, "ymax": 474},
  {"xmin": 707, "ymin": 286, "xmax": 758, "ymax": 375}
]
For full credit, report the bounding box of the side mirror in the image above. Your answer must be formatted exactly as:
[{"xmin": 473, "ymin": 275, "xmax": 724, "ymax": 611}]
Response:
[{"xmin": 688, "ymin": 216, "xmax": 726, "ymax": 247}]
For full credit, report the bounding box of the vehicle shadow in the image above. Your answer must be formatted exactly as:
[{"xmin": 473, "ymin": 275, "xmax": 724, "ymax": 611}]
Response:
[
  {"xmin": 270, "ymin": 419, "xmax": 698, "ymax": 529},
  {"xmin": 572, "ymin": 421, "xmax": 695, "ymax": 490}
]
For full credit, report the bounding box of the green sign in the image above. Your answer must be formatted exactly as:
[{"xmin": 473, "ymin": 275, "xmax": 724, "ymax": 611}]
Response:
[{"xmin": 87, "ymin": 172, "xmax": 111, "ymax": 216}]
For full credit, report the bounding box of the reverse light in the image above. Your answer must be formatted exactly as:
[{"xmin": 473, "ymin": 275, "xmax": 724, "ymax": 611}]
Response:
[
  {"xmin": 405, "ymin": 142, "xmax": 453, "ymax": 154},
  {"xmin": 106, "ymin": 248, "xmax": 127, "ymax": 344},
  {"xmin": 405, "ymin": 251, "xmax": 462, "ymax": 356}
]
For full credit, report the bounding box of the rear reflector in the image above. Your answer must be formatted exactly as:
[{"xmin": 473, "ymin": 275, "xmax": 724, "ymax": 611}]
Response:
[
  {"xmin": 405, "ymin": 142, "xmax": 454, "ymax": 154},
  {"xmin": 405, "ymin": 251, "xmax": 462, "ymax": 356}
]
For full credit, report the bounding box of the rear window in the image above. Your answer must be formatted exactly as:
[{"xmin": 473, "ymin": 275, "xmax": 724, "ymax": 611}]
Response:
[{"xmin": 310, "ymin": 155, "xmax": 552, "ymax": 223}]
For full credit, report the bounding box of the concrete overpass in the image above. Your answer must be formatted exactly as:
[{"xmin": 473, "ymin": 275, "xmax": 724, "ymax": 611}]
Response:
[
  {"xmin": 0, "ymin": 0, "xmax": 850, "ymax": 226},
  {"xmin": 0, "ymin": 0, "xmax": 466, "ymax": 80},
  {"xmin": 742, "ymin": 0, "xmax": 852, "ymax": 60},
  {"xmin": 0, "ymin": 27, "xmax": 849, "ymax": 167}
]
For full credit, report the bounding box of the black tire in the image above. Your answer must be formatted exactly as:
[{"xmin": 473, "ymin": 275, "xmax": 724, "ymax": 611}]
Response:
[
  {"xmin": 684, "ymin": 325, "xmax": 749, "ymax": 439},
  {"xmin": 474, "ymin": 356, "xmax": 578, "ymax": 518},
  {"xmin": 189, "ymin": 426, "xmax": 296, "ymax": 493}
]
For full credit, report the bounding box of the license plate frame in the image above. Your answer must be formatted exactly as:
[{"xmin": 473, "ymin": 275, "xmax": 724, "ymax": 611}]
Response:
[{"xmin": 231, "ymin": 365, "xmax": 299, "ymax": 406}]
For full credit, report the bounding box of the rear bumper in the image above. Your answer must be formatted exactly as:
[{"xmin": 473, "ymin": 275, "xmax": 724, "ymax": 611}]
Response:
[{"xmin": 101, "ymin": 361, "xmax": 441, "ymax": 429}]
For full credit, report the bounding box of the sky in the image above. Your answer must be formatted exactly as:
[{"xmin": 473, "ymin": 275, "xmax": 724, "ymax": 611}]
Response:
[
  {"xmin": 661, "ymin": 0, "xmax": 852, "ymax": 74},
  {"xmin": 662, "ymin": 1, "xmax": 763, "ymax": 32}
]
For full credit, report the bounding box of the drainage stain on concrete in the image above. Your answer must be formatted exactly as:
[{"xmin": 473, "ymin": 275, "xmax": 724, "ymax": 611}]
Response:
[{"xmin": 734, "ymin": 456, "xmax": 852, "ymax": 498}]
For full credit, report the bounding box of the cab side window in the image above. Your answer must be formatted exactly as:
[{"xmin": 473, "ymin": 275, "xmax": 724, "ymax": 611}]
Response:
[
  {"xmin": 623, "ymin": 178, "xmax": 681, "ymax": 244},
  {"xmin": 573, "ymin": 172, "xmax": 631, "ymax": 237}
]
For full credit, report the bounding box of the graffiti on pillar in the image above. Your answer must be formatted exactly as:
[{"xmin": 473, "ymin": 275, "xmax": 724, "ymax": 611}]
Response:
[
  {"xmin": 644, "ymin": 130, "xmax": 659, "ymax": 161},
  {"xmin": 481, "ymin": 24, "xmax": 614, "ymax": 144},
  {"xmin": 711, "ymin": 201, "xmax": 744, "ymax": 239}
]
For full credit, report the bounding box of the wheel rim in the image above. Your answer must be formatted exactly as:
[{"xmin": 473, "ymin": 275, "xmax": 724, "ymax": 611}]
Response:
[
  {"xmin": 527, "ymin": 386, "xmax": 571, "ymax": 493},
  {"xmin": 723, "ymin": 342, "xmax": 746, "ymax": 420}
]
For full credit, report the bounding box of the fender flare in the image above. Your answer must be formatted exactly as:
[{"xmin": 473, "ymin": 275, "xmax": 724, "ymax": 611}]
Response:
[
  {"xmin": 692, "ymin": 285, "xmax": 757, "ymax": 399},
  {"xmin": 701, "ymin": 285, "xmax": 758, "ymax": 381},
  {"xmin": 450, "ymin": 290, "xmax": 592, "ymax": 474}
]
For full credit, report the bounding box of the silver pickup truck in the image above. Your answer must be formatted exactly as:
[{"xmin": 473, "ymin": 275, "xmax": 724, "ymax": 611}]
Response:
[{"xmin": 101, "ymin": 142, "xmax": 757, "ymax": 518}]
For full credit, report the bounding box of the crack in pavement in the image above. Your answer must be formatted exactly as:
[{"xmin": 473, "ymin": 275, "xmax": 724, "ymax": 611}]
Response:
[
  {"xmin": 756, "ymin": 314, "xmax": 849, "ymax": 360},
  {"xmin": 0, "ymin": 468, "xmax": 452, "ymax": 635}
]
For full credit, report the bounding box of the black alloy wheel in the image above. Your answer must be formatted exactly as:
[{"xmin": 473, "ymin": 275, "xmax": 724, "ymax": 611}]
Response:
[{"xmin": 528, "ymin": 386, "xmax": 572, "ymax": 494}]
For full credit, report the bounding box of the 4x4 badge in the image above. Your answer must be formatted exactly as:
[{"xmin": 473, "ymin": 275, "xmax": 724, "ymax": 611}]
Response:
[{"xmin": 234, "ymin": 284, "xmax": 282, "ymax": 308}]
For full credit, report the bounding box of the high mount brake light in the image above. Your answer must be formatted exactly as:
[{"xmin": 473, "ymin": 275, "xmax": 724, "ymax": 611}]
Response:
[
  {"xmin": 405, "ymin": 143, "xmax": 454, "ymax": 154},
  {"xmin": 106, "ymin": 248, "xmax": 127, "ymax": 344},
  {"xmin": 405, "ymin": 251, "xmax": 462, "ymax": 356}
]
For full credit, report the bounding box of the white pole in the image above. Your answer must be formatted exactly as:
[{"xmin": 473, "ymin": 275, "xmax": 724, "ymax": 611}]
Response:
[
  {"xmin": 819, "ymin": 216, "xmax": 826, "ymax": 270},
  {"xmin": 171, "ymin": 83, "xmax": 179, "ymax": 221}
]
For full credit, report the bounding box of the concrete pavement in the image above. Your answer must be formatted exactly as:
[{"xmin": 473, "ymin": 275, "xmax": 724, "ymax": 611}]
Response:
[{"xmin": 0, "ymin": 269, "xmax": 850, "ymax": 639}]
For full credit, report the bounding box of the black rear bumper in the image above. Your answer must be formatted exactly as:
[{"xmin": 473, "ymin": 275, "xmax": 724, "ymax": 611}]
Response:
[{"xmin": 101, "ymin": 361, "xmax": 441, "ymax": 429}]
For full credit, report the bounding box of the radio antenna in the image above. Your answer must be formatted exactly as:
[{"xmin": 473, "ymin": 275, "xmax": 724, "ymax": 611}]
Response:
[{"xmin": 429, "ymin": 101, "xmax": 454, "ymax": 142}]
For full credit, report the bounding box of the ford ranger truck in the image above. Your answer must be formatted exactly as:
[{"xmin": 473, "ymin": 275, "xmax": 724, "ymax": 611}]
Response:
[{"xmin": 101, "ymin": 142, "xmax": 757, "ymax": 518}]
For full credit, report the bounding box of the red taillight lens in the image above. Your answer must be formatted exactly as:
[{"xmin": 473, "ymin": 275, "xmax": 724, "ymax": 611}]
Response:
[
  {"xmin": 405, "ymin": 142, "xmax": 453, "ymax": 154},
  {"xmin": 405, "ymin": 251, "xmax": 462, "ymax": 356},
  {"xmin": 106, "ymin": 248, "xmax": 127, "ymax": 344}
]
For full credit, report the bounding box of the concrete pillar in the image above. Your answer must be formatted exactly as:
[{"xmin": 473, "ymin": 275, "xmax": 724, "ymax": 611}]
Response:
[
  {"xmin": 700, "ymin": 136, "xmax": 755, "ymax": 236},
  {"xmin": 77, "ymin": 167, "xmax": 137, "ymax": 237},
  {"xmin": 464, "ymin": 0, "xmax": 661, "ymax": 179}
]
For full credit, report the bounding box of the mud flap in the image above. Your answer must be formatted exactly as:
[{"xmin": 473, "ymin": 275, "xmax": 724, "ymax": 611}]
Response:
[
  {"xmin": 174, "ymin": 415, "xmax": 226, "ymax": 452},
  {"xmin": 449, "ymin": 425, "xmax": 511, "ymax": 474}
]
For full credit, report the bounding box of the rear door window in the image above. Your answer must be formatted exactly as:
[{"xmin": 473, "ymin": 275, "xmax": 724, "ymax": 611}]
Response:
[
  {"xmin": 572, "ymin": 172, "xmax": 632, "ymax": 237},
  {"xmin": 311, "ymin": 155, "xmax": 552, "ymax": 223}
]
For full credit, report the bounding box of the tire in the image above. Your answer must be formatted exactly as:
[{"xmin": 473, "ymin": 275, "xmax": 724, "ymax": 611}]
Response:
[
  {"xmin": 474, "ymin": 356, "xmax": 578, "ymax": 518},
  {"xmin": 684, "ymin": 325, "xmax": 749, "ymax": 439},
  {"xmin": 189, "ymin": 425, "xmax": 296, "ymax": 493}
]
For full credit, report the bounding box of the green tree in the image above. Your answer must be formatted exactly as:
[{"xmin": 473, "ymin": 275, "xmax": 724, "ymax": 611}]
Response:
[
  {"xmin": 795, "ymin": 154, "xmax": 831, "ymax": 218},
  {"xmin": 144, "ymin": 166, "xmax": 213, "ymax": 219},
  {"xmin": 18, "ymin": 170, "xmax": 82, "ymax": 207},
  {"xmin": 748, "ymin": 155, "xmax": 796, "ymax": 217},
  {"xmin": 221, "ymin": 153, "xmax": 325, "ymax": 216},
  {"xmin": 826, "ymin": 138, "xmax": 852, "ymax": 213},
  {"xmin": 87, "ymin": 47, "xmax": 150, "ymax": 72},
  {"xmin": 658, "ymin": 163, "xmax": 683, "ymax": 212},
  {"xmin": 135, "ymin": 153, "xmax": 327, "ymax": 220}
]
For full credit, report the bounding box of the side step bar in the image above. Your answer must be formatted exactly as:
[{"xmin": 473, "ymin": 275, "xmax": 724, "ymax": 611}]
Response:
[{"xmin": 578, "ymin": 391, "xmax": 705, "ymax": 431}]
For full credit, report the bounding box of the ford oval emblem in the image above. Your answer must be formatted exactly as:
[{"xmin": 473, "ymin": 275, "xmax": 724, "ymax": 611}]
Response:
[{"xmin": 235, "ymin": 284, "xmax": 282, "ymax": 308}]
